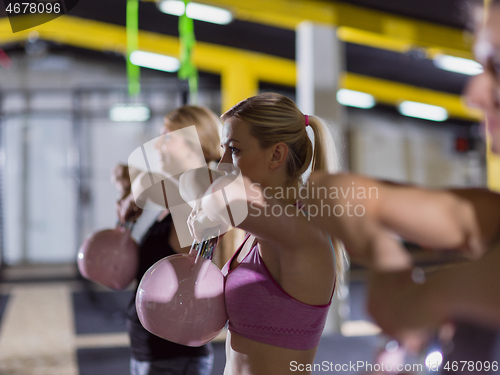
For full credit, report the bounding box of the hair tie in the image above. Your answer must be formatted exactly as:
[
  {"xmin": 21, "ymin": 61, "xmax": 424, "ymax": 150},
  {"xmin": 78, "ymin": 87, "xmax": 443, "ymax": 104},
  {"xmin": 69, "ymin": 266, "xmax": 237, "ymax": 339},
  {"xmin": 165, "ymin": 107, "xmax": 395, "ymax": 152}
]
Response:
[{"xmin": 304, "ymin": 114, "xmax": 309, "ymax": 127}]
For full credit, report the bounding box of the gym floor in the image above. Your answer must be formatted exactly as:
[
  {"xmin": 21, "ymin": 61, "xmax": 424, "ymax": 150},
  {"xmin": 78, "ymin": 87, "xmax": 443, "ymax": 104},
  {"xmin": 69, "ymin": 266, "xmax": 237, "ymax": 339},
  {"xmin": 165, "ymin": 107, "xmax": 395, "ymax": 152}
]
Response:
[{"xmin": 0, "ymin": 264, "xmax": 382, "ymax": 375}]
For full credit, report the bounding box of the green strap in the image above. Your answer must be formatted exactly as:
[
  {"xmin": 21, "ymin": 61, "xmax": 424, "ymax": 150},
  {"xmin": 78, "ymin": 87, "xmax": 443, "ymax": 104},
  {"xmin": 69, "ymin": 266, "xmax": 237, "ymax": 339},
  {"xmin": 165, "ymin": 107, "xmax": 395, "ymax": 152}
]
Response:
[
  {"xmin": 126, "ymin": 0, "xmax": 140, "ymax": 96},
  {"xmin": 178, "ymin": 0, "xmax": 198, "ymax": 103}
]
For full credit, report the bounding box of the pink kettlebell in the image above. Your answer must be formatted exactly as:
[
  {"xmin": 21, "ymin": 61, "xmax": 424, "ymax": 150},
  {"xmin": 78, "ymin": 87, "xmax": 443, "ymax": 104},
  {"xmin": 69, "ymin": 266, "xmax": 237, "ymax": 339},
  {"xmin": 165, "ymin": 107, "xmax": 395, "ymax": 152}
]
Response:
[
  {"xmin": 77, "ymin": 223, "xmax": 139, "ymax": 290},
  {"xmin": 136, "ymin": 237, "xmax": 228, "ymax": 347}
]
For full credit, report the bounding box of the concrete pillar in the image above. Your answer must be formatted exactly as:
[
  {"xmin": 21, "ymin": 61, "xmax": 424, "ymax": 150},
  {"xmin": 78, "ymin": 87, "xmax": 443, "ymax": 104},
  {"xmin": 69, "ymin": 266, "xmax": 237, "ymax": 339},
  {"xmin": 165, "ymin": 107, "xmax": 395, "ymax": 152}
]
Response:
[
  {"xmin": 296, "ymin": 22, "xmax": 346, "ymax": 169},
  {"xmin": 296, "ymin": 22, "xmax": 349, "ymax": 335}
]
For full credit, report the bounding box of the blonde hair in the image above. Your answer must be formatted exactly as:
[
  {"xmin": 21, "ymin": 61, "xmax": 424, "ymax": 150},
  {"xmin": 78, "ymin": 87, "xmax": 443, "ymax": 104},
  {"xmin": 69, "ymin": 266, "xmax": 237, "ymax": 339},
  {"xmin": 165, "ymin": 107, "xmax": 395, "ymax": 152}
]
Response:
[
  {"xmin": 164, "ymin": 105, "xmax": 221, "ymax": 163},
  {"xmin": 221, "ymin": 93, "xmax": 339, "ymax": 185},
  {"xmin": 221, "ymin": 92, "xmax": 346, "ymax": 283},
  {"xmin": 164, "ymin": 105, "xmax": 230, "ymax": 267}
]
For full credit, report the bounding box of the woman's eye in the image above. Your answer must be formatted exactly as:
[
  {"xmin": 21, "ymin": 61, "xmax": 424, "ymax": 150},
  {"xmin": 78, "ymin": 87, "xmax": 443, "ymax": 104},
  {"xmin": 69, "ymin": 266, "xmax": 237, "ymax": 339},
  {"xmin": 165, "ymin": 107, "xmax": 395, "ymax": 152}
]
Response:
[{"xmin": 221, "ymin": 144, "xmax": 239, "ymax": 154}]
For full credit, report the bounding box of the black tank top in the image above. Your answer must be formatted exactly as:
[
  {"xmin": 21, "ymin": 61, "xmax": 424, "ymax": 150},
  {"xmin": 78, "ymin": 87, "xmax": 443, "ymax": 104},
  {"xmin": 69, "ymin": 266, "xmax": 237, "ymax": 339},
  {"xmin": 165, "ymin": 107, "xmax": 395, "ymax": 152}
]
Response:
[{"xmin": 127, "ymin": 214, "xmax": 212, "ymax": 361}]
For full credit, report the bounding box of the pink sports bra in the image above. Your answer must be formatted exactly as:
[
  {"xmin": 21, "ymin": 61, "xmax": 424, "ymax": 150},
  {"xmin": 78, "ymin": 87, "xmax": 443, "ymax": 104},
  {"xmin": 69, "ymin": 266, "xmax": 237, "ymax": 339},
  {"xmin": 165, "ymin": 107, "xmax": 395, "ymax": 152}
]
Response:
[{"xmin": 221, "ymin": 235, "xmax": 334, "ymax": 350}]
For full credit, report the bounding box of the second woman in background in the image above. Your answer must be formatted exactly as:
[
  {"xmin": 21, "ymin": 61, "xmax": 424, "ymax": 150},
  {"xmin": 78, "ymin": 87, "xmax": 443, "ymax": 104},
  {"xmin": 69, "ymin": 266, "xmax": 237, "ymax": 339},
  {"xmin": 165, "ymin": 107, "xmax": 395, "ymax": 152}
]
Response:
[{"xmin": 113, "ymin": 105, "xmax": 222, "ymax": 375}]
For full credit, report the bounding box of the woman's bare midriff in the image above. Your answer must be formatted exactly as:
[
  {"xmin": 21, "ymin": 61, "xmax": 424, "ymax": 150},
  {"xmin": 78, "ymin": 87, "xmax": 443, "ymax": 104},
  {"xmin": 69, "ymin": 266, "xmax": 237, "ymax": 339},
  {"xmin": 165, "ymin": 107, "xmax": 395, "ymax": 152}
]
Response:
[{"xmin": 224, "ymin": 330, "xmax": 318, "ymax": 375}]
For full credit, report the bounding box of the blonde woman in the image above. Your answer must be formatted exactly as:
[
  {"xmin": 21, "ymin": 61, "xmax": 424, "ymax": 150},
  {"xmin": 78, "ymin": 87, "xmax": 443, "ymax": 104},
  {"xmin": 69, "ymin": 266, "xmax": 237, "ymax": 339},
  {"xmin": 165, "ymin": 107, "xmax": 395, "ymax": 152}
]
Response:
[
  {"xmin": 113, "ymin": 105, "xmax": 223, "ymax": 375},
  {"xmin": 189, "ymin": 93, "xmax": 345, "ymax": 375},
  {"xmin": 299, "ymin": 0, "xmax": 500, "ymax": 349}
]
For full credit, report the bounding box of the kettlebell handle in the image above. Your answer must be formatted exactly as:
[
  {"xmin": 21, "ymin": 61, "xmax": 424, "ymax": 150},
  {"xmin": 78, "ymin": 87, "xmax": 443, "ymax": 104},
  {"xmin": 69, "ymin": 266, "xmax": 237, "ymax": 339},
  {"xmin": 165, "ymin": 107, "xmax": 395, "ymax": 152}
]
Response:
[
  {"xmin": 189, "ymin": 235, "xmax": 219, "ymax": 261},
  {"xmin": 116, "ymin": 220, "xmax": 135, "ymax": 231}
]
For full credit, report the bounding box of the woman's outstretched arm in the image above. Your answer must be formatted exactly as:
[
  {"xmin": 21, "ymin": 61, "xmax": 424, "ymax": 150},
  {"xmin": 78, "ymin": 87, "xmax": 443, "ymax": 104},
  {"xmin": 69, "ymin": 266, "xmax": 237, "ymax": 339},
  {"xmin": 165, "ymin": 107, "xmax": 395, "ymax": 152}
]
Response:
[{"xmin": 302, "ymin": 172, "xmax": 500, "ymax": 270}]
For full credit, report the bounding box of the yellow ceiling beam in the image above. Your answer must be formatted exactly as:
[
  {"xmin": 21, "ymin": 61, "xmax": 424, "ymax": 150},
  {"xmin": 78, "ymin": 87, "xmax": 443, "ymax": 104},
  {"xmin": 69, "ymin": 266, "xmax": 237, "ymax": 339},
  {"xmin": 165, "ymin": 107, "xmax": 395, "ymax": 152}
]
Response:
[
  {"xmin": 0, "ymin": 16, "xmax": 296, "ymax": 87},
  {"xmin": 0, "ymin": 16, "xmax": 480, "ymax": 121},
  {"xmin": 336, "ymin": 27, "xmax": 412, "ymax": 54},
  {"xmin": 196, "ymin": 0, "xmax": 474, "ymax": 59},
  {"xmin": 141, "ymin": 0, "xmax": 333, "ymax": 29},
  {"xmin": 341, "ymin": 73, "xmax": 482, "ymax": 122}
]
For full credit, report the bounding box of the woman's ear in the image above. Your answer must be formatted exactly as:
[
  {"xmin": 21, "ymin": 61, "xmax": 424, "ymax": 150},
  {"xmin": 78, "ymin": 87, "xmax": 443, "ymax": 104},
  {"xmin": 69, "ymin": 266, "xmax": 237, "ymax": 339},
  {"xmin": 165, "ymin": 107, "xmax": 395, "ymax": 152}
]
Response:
[{"xmin": 269, "ymin": 142, "xmax": 289, "ymax": 170}]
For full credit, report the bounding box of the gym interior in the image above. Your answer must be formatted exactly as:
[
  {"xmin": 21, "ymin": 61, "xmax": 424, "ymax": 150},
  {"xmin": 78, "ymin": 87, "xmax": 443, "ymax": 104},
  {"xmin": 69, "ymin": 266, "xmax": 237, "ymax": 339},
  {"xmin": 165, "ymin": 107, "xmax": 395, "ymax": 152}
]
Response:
[{"xmin": 0, "ymin": 1, "xmax": 496, "ymax": 374}]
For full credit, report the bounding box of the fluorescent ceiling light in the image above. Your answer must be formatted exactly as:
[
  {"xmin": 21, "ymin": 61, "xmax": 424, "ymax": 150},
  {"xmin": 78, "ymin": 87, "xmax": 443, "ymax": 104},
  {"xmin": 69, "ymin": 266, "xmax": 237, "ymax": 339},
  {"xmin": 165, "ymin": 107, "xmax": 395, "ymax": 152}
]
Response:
[
  {"xmin": 337, "ymin": 89, "xmax": 376, "ymax": 109},
  {"xmin": 110, "ymin": 104, "xmax": 151, "ymax": 122},
  {"xmin": 398, "ymin": 101, "xmax": 448, "ymax": 122},
  {"xmin": 130, "ymin": 50, "xmax": 180, "ymax": 72},
  {"xmin": 433, "ymin": 54, "xmax": 483, "ymax": 76},
  {"xmin": 159, "ymin": 0, "xmax": 185, "ymax": 16},
  {"xmin": 158, "ymin": 0, "xmax": 233, "ymax": 25}
]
